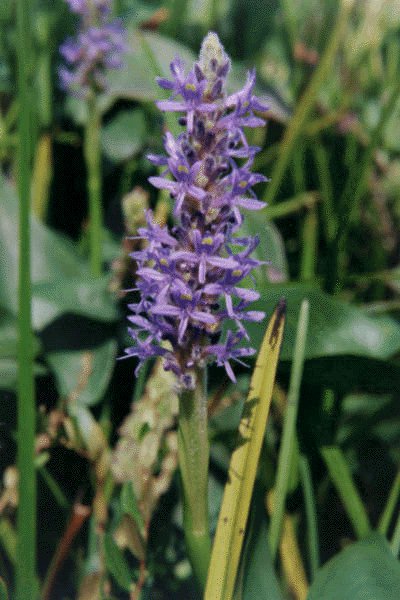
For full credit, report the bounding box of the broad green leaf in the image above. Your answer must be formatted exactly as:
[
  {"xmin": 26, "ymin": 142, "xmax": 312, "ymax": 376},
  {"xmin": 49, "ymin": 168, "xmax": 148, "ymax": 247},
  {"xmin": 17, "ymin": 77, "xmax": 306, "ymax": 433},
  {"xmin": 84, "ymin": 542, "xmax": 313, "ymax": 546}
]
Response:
[
  {"xmin": 104, "ymin": 533, "xmax": 132, "ymax": 593},
  {"xmin": 121, "ymin": 482, "xmax": 145, "ymax": 533},
  {"xmin": 0, "ymin": 176, "xmax": 118, "ymax": 328},
  {"xmin": 0, "ymin": 311, "xmax": 43, "ymax": 390},
  {"xmin": 32, "ymin": 275, "xmax": 118, "ymax": 329},
  {"xmin": 205, "ymin": 300, "xmax": 286, "ymax": 600},
  {"xmin": 46, "ymin": 340, "xmax": 117, "ymax": 406},
  {"xmin": 307, "ymin": 534, "xmax": 400, "ymax": 600},
  {"xmin": 106, "ymin": 30, "xmax": 196, "ymax": 105},
  {"xmin": 101, "ymin": 109, "xmax": 146, "ymax": 163},
  {"xmin": 248, "ymin": 284, "xmax": 400, "ymax": 361},
  {"xmin": 321, "ymin": 446, "xmax": 371, "ymax": 539},
  {"xmin": 243, "ymin": 212, "xmax": 289, "ymax": 283}
]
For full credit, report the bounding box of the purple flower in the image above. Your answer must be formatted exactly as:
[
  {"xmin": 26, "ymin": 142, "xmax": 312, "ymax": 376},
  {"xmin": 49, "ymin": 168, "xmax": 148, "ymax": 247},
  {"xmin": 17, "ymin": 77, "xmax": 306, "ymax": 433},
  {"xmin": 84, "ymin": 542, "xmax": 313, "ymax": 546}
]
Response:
[
  {"xmin": 206, "ymin": 331, "xmax": 256, "ymax": 383},
  {"xmin": 149, "ymin": 159, "xmax": 207, "ymax": 217},
  {"xmin": 59, "ymin": 0, "xmax": 126, "ymax": 98},
  {"xmin": 124, "ymin": 32, "xmax": 269, "ymax": 388}
]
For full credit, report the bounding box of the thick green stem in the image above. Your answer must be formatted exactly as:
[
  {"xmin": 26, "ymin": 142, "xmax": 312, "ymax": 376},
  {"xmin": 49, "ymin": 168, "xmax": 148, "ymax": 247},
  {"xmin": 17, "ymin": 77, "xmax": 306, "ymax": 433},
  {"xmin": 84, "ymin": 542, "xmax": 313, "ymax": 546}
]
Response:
[
  {"xmin": 178, "ymin": 368, "xmax": 211, "ymax": 588},
  {"xmin": 84, "ymin": 100, "xmax": 103, "ymax": 277},
  {"xmin": 16, "ymin": 0, "xmax": 37, "ymax": 598}
]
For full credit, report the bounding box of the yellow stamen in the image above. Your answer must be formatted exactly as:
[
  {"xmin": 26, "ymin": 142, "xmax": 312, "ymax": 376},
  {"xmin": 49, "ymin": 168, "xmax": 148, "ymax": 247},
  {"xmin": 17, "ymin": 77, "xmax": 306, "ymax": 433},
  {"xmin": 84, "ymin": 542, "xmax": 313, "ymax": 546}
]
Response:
[
  {"xmin": 185, "ymin": 83, "xmax": 196, "ymax": 91},
  {"xmin": 232, "ymin": 269, "xmax": 243, "ymax": 277},
  {"xmin": 160, "ymin": 258, "xmax": 168, "ymax": 266},
  {"xmin": 202, "ymin": 236, "xmax": 213, "ymax": 246},
  {"xmin": 238, "ymin": 180, "xmax": 247, "ymax": 188},
  {"xmin": 178, "ymin": 164, "xmax": 189, "ymax": 174},
  {"xmin": 180, "ymin": 292, "xmax": 193, "ymax": 301}
]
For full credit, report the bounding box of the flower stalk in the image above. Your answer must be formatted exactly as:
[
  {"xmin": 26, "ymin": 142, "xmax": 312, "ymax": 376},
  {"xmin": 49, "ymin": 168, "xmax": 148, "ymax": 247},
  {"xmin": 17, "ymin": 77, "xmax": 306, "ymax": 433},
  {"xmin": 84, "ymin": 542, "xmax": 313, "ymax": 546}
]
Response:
[
  {"xmin": 59, "ymin": 0, "xmax": 126, "ymax": 275},
  {"xmin": 178, "ymin": 367, "xmax": 211, "ymax": 586}
]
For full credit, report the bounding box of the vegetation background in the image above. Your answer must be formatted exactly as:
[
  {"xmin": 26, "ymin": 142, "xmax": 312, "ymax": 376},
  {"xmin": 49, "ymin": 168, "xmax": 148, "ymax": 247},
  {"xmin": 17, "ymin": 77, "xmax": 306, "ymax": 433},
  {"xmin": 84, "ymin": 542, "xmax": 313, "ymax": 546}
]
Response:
[{"xmin": 0, "ymin": 0, "xmax": 400, "ymax": 598}]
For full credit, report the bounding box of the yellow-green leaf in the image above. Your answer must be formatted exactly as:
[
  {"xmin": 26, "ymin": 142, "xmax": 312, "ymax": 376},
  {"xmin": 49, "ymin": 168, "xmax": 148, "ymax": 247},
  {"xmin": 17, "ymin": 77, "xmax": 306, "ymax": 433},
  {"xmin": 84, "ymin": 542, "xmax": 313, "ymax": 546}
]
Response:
[{"xmin": 205, "ymin": 299, "xmax": 286, "ymax": 600}]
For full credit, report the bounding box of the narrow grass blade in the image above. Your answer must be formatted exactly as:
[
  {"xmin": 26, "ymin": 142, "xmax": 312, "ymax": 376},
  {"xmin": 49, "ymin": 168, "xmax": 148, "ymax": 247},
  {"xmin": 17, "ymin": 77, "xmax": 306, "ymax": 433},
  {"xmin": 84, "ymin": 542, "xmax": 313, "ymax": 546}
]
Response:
[
  {"xmin": 268, "ymin": 300, "xmax": 309, "ymax": 560},
  {"xmin": 32, "ymin": 134, "xmax": 52, "ymax": 222},
  {"xmin": 299, "ymin": 454, "xmax": 320, "ymax": 578},
  {"xmin": 378, "ymin": 471, "xmax": 400, "ymax": 537},
  {"xmin": 300, "ymin": 208, "xmax": 318, "ymax": 281},
  {"xmin": 266, "ymin": 492, "xmax": 308, "ymax": 600},
  {"xmin": 121, "ymin": 482, "xmax": 145, "ymax": 534},
  {"xmin": 269, "ymin": 300, "xmax": 310, "ymax": 560},
  {"xmin": 262, "ymin": 0, "xmax": 356, "ymax": 206},
  {"xmin": 265, "ymin": 192, "xmax": 319, "ymax": 220},
  {"xmin": 321, "ymin": 446, "xmax": 371, "ymax": 539},
  {"xmin": 391, "ymin": 509, "xmax": 400, "ymax": 558},
  {"xmin": 0, "ymin": 577, "xmax": 8, "ymax": 600},
  {"xmin": 205, "ymin": 299, "xmax": 286, "ymax": 600}
]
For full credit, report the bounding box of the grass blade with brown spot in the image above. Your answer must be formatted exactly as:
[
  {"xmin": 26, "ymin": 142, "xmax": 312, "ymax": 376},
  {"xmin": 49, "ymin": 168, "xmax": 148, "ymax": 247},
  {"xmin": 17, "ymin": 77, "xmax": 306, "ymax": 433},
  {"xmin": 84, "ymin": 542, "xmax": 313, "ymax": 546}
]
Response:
[{"xmin": 205, "ymin": 299, "xmax": 286, "ymax": 600}]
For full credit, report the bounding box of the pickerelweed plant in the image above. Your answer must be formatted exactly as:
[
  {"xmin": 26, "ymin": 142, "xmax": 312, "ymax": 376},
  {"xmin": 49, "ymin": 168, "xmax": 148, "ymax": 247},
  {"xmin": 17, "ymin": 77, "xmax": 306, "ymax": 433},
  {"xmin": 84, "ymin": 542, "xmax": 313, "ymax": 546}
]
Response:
[
  {"xmin": 124, "ymin": 32, "xmax": 268, "ymax": 586},
  {"xmin": 59, "ymin": 0, "xmax": 126, "ymax": 276}
]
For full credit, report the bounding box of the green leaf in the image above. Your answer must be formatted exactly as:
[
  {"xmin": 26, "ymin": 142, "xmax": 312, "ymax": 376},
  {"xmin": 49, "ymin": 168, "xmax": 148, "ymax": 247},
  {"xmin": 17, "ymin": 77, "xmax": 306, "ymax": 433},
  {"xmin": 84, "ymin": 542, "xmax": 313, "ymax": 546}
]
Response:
[
  {"xmin": 0, "ymin": 311, "xmax": 43, "ymax": 391},
  {"xmin": 241, "ymin": 491, "xmax": 283, "ymax": 600},
  {"xmin": 0, "ymin": 176, "xmax": 117, "ymax": 329},
  {"xmin": 101, "ymin": 109, "xmax": 146, "ymax": 163},
  {"xmin": 121, "ymin": 482, "xmax": 145, "ymax": 533},
  {"xmin": 307, "ymin": 534, "xmax": 400, "ymax": 600},
  {"xmin": 248, "ymin": 283, "xmax": 400, "ymax": 361},
  {"xmin": 104, "ymin": 533, "xmax": 132, "ymax": 593},
  {"xmin": 31, "ymin": 275, "xmax": 118, "ymax": 329},
  {"xmin": 46, "ymin": 340, "xmax": 117, "ymax": 406},
  {"xmin": 105, "ymin": 30, "xmax": 197, "ymax": 105},
  {"xmin": 243, "ymin": 212, "xmax": 289, "ymax": 283}
]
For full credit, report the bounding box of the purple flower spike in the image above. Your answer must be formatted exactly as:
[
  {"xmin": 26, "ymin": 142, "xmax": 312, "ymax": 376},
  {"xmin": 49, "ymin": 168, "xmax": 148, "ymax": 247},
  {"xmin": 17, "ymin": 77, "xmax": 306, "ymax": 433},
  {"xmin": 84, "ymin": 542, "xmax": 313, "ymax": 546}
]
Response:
[
  {"xmin": 60, "ymin": 0, "xmax": 126, "ymax": 98},
  {"xmin": 125, "ymin": 32, "xmax": 269, "ymax": 388}
]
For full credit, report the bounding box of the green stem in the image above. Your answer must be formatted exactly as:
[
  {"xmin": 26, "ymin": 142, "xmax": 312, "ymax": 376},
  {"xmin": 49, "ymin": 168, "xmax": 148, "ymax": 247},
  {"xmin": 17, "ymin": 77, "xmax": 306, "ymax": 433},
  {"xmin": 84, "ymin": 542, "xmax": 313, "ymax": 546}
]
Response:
[
  {"xmin": 268, "ymin": 300, "xmax": 309, "ymax": 561},
  {"xmin": 84, "ymin": 99, "xmax": 103, "ymax": 277},
  {"xmin": 16, "ymin": 0, "xmax": 37, "ymax": 598},
  {"xmin": 178, "ymin": 367, "xmax": 211, "ymax": 588}
]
